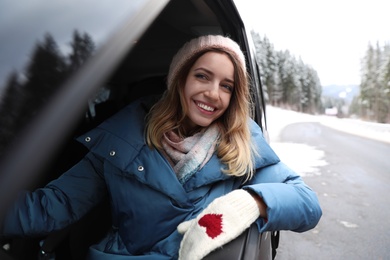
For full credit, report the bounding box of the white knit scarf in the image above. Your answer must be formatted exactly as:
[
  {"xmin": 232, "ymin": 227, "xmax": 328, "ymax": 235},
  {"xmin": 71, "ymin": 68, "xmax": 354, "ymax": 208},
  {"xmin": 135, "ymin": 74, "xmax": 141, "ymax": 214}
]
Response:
[{"xmin": 162, "ymin": 124, "xmax": 220, "ymax": 184}]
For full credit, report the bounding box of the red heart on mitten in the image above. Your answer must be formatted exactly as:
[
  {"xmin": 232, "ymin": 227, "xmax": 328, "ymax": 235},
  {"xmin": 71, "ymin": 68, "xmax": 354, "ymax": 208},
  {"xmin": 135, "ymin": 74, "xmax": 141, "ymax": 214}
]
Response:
[{"xmin": 198, "ymin": 214, "xmax": 223, "ymax": 239}]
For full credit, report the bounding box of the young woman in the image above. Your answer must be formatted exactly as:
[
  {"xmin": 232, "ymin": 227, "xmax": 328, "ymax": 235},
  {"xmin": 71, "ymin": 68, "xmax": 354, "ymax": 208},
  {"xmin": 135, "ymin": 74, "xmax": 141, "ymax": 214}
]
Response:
[{"xmin": 1, "ymin": 35, "xmax": 322, "ymax": 259}]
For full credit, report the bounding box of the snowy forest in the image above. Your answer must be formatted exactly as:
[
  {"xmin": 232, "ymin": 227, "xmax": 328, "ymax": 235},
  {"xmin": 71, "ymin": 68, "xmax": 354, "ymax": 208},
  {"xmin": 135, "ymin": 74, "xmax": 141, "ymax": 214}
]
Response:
[
  {"xmin": 350, "ymin": 42, "xmax": 390, "ymax": 123},
  {"xmin": 0, "ymin": 30, "xmax": 95, "ymax": 156},
  {"xmin": 252, "ymin": 31, "xmax": 390, "ymax": 124},
  {"xmin": 251, "ymin": 31, "xmax": 322, "ymax": 114}
]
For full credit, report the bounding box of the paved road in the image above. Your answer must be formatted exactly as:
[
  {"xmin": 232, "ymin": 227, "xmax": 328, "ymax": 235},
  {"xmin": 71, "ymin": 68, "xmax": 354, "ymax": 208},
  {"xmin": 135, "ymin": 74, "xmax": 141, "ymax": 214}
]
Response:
[{"xmin": 274, "ymin": 122, "xmax": 390, "ymax": 260}]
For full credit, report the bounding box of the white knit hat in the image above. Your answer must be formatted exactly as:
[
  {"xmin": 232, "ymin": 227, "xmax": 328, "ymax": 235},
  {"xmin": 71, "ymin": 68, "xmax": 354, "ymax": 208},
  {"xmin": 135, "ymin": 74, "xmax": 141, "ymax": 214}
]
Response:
[{"xmin": 167, "ymin": 35, "xmax": 246, "ymax": 89}]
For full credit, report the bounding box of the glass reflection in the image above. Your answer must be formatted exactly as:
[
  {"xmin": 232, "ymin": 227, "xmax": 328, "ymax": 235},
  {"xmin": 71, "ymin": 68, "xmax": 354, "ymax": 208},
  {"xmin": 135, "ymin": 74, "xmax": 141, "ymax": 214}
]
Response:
[{"xmin": 0, "ymin": 0, "xmax": 144, "ymax": 156}]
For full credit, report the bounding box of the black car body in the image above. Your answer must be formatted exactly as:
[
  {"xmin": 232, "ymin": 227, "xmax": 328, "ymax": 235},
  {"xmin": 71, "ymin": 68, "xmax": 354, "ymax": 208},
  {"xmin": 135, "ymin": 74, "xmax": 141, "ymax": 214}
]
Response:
[{"xmin": 0, "ymin": 0, "xmax": 272, "ymax": 259}]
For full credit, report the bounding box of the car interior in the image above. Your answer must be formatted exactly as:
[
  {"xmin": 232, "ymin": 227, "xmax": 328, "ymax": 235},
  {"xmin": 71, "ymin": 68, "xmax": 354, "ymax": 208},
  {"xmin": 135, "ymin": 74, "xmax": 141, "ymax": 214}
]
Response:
[{"xmin": 0, "ymin": 0, "xmax": 272, "ymax": 259}]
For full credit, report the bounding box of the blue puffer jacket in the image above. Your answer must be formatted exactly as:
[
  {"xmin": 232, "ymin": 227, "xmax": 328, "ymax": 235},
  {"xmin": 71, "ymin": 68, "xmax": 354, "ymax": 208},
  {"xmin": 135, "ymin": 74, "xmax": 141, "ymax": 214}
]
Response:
[{"xmin": 2, "ymin": 97, "xmax": 322, "ymax": 259}]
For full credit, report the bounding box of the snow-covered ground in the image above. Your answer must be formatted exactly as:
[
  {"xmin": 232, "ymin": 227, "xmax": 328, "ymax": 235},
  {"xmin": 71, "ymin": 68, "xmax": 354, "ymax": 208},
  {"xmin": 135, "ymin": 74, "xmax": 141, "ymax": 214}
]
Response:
[{"xmin": 265, "ymin": 105, "xmax": 390, "ymax": 177}]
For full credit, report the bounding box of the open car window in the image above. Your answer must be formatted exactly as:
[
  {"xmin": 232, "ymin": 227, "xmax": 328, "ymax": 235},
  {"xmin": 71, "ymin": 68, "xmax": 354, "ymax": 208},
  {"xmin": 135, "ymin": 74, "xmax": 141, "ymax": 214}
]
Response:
[
  {"xmin": 0, "ymin": 0, "xmax": 156, "ymax": 155},
  {"xmin": 0, "ymin": 0, "xmax": 169, "ymax": 215},
  {"xmin": 0, "ymin": 1, "xmax": 272, "ymax": 259}
]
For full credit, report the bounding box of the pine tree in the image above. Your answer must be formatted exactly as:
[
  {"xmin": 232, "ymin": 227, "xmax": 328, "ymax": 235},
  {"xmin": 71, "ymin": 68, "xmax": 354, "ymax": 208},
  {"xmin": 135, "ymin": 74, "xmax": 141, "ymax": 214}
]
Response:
[
  {"xmin": 0, "ymin": 72, "xmax": 24, "ymax": 156},
  {"xmin": 0, "ymin": 33, "xmax": 67, "ymax": 154},
  {"xmin": 251, "ymin": 31, "xmax": 323, "ymax": 113},
  {"xmin": 378, "ymin": 43, "xmax": 390, "ymax": 122},
  {"xmin": 359, "ymin": 42, "xmax": 390, "ymax": 122},
  {"xmin": 258, "ymin": 35, "xmax": 279, "ymax": 105},
  {"xmin": 276, "ymin": 50, "xmax": 292, "ymax": 108},
  {"xmin": 360, "ymin": 43, "xmax": 376, "ymax": 119},
  {"xmin": 68, "ymin": 30, "xmax": 95, "ymax": 72}
]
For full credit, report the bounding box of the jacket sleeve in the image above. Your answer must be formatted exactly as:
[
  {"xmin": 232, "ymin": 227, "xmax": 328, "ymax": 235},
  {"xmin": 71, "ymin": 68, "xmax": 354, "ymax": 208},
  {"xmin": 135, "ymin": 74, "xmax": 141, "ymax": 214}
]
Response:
[
  {"xmin": 1, "ymin": 152, "xmax": 107, "ymax": 236},
  {"xmin": 243, "ymin": 161, "xmax": 322, "ymax": 233}
]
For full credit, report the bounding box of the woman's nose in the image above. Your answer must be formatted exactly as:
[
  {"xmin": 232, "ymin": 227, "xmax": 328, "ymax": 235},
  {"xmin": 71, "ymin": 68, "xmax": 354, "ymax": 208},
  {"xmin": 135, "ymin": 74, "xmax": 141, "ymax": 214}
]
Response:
[{"xmin": 205, "ymin": 82, "xmax": 219, "ymax": 100}]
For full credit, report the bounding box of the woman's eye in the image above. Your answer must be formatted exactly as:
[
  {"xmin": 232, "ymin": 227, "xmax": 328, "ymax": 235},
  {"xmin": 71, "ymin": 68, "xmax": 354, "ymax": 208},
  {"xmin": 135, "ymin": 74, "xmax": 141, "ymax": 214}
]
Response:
[
  {"xmin": 222, "ymin": 84, "xmax": 233, "ymax": 92},
  {"xmin": 195, "ymin": 73, "xmax": 207, "ymax": 80}
]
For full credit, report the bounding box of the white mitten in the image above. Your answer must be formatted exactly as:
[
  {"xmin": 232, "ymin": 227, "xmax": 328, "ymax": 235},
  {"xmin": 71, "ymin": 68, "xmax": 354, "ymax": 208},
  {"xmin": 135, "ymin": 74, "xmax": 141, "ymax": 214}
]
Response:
[{"xmin": 177, "ymin": 189, "xmax": 260, "ymax": 260}]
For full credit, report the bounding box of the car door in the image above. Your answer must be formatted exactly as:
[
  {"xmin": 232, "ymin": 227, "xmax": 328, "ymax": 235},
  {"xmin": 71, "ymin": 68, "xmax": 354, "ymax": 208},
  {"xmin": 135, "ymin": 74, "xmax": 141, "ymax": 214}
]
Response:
[{"xmin": 0, "ymin": 0, "xmax": 272, "ymax": 259}]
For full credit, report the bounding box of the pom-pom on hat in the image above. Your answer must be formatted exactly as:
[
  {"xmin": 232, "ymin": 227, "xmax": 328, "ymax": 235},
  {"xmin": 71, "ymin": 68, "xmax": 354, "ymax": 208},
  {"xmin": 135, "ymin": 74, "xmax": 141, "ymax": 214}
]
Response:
[{"xmin": 167, "ymin": 35, "xmax": 246, "ymax": 89}]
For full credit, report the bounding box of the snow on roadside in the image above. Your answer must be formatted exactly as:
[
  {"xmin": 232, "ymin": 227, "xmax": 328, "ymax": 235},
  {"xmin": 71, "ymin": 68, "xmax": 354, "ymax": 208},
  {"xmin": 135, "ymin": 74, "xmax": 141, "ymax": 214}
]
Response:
[
  {"xmin": 319, "ymin": 116, "xmax": 390, "ymax": 144},
  {"xmin": 265, "ymin": 105, "xmax": 390, "ymax": 144},
  {"xmin": 265, "ymin": 106, "xmax": 325, "ymax": 177},
  {"xmin": 265, "ymin": 106, "xmax": 319, "ymax": 143},
  {"xmin": 264, "ymin": 105, "xmax": 390, "ymax": 177}
]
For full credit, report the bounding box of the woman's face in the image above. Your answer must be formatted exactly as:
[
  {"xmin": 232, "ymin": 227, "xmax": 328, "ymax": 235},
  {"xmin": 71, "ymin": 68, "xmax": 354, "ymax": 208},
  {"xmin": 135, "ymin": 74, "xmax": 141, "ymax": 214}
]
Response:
[{"xmin": 182, "ymin": 51, "xmax": 234, "ymax": 132}]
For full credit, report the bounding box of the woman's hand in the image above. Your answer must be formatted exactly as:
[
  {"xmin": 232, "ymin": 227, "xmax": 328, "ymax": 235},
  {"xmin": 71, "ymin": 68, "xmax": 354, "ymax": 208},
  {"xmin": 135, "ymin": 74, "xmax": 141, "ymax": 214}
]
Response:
[{"xmin": 177, "ymin": 189, "xmax": 261, "ymax": 260}]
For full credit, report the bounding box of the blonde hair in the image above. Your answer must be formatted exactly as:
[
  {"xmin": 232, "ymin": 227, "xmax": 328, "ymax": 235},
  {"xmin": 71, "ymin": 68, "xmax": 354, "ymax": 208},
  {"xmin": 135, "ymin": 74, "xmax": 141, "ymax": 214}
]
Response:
[{"xmin": 146, "ymin": 37, "xmax": 256, "ymax": 180}]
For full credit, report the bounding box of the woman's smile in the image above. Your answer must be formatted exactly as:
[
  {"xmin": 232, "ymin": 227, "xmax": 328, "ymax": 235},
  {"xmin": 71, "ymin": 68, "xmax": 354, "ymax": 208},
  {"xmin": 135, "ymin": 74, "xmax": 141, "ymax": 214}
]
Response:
[{"xmin": 195, "ymin": 101, "xmax": 216, "ymax": 113}]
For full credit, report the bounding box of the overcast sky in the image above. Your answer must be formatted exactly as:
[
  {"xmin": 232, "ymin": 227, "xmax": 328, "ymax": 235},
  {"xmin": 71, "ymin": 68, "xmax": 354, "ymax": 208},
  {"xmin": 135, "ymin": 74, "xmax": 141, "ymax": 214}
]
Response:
[
  {"xmin": 1, "ymin": 1, "xmax": 388, "ymax": 90},
  {"xmin": 235, "ymin": 0, "xmax": 389, "ymax": 86}
]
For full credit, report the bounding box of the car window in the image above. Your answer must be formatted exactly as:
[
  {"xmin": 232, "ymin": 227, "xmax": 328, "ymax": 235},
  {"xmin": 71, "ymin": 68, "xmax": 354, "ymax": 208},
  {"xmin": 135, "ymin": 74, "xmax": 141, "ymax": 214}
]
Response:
[
  {"xmin": 0, "ymin": 0, "xmax": 169, "ymax": 215},
  {"xmin": 0, "ymin": 0, "xmax": 145, "ymax": 85},
  {"xmin": 0, "ymin": 1, "xmax": 272, "ymax": 259},
  {"xmin": 0, "ymin": 0, "xmax": 146, "ymax": 156},
  {"xmin": 0, "ymin": 0, "xmax": 265, "ymax": 218}
]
